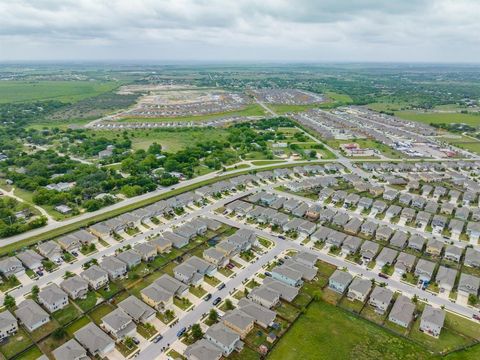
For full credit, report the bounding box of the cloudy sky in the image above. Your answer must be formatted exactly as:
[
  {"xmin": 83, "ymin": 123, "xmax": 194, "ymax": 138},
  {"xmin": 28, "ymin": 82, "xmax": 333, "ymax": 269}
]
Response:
[{"xmin": 1, "ymin": 0, "xmax": 479, "ymax": 63}]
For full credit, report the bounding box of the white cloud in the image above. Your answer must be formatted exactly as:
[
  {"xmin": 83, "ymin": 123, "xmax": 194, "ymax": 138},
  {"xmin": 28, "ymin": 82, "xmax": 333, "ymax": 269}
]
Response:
[{"xmin": 0, "ymin": 0, "xmax": 479, "ymax": 62}]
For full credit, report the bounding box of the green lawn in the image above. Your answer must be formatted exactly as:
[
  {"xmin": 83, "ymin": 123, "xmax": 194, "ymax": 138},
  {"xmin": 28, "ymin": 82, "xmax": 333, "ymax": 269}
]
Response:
[
  {"xmin": 12, "ymin": 345, "xmax": 43, "ymax": 360},
  {"xmin": 189, "ymin": 285, "xmax": 207, "ymax": 298},
  {"xmin": 439, "ymin": 135, "xmax": 480, "ymax": 155},
  {"xmin": 0, "ymin": 80, "xmax": 118, "ymax": 103},
  {"xmin": 268, "ymin": 301, "xmax": 432, "ymax": 360},
  {"xmin": 325, "ymin": 138, "xmax": 404, "ymax": 159},
  {"xmin": 65, "ymin": 316, "xmax": 91, "ymax": 337},
  {"xmin": 96, "ymin": 282, "xmax": 122, "ymax": 299},
  {"xmin": 174, "ymin": 297, "xmax": 193, "ymax": 311},
  {"xmin": 88, "ymin": 303, "xmax": 115, "ymax": 325},
  {"xmin": 75, "ymin": 291, "xmax": 100, "ymax": 312},
  {"xmin": 52, "ymin": 303, "xmax": 81, "ymax": 326},
  {"xmin": 0, "ymin": 328, "xmax": 34, "ymax": 358}
]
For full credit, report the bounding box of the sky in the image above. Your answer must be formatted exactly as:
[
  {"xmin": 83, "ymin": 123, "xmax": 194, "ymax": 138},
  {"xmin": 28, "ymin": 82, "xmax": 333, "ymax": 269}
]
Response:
[{"xmin": 1, "ymin": 0, "xmax": 480, "ymax": 63}]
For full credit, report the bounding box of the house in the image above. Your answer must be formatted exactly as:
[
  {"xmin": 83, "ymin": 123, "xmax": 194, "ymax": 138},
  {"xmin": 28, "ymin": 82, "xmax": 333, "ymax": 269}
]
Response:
[
  {"xmin": 298, "ymin": 220, "xmax": 316, "ymax": 235},
  {"xmin": 237, "ymin": 298, "xmax": 276, "ymax": 329},
  {"xmin": 81, "ymin": 265, "xmax": 109, "ymax": 290},
  {"xmin": 401, "ymin": 207, "xmax": 416, "ymax": 222},
  {"xmin": 425, "ymin": 202, "xmax": 439, "ymax": 214},
  {"xmin": 390, "ymin": 231, "xmax": 408, "ymax": 249},
  {"xmin": 184, "ymin": 339, "xmax": 223, "ymax": 360},
  {"xmin": 38, "ymin": 283, "xmax": 69, "ymax": 313},
  {"xmin": 343, "ymin": 217, "xmax": 362, "ymax": 235},
  {"xmin": 455, "ymin": 207, "xmax": 470, "ymax": 221},
  {"xmin": 204, "ymin": 323, "xmax": 243, "ymax": 356},
  {"xmin": 361, "ymin": 221, "xmax": 378, "ymax": 237},
  {"xmin": 116, "ymin": 249, "xmax": 142, "ymax": 269},
  {"xmin": 319, "ymin": 208, "xmax": 336, "ymax": 223},
  {"xmin": 444, "ymin": 245, "xmax": 463, "ymax": 263},
  {"xmin": 100, "ymin": 256, "xmax": 127, "ymax": 279},
  {"xmin": 52, "ymin": 339, "xmax": 88, "ymax": 360},
  {"xmin": 435, "ymin": 266, "xmax": 457, "ymax": 293},
  {"xmin": 458, "ymin": 273, "xmax": 480, "ymax": 297},
  {"xmin": 15, "ymin": 299, "xmax": 49, "ymax": 332},
  {"xmin": 203, "ymin": 248, "xmax": 228, "ymax": 267},
  {"xmin": 0, "ymin": 256, "xmax": 25, "ymax": 277},
  {"xmin": 408, "ymin": 234, "xmax": 425, "ymax": 252},
  {"xmin": 74, "ymin": 323, "xmax": 115, "ymax": 357},
  {"xmin": 311, "ymin": 226, "xmax": 331, "ymax": 243},
  {"xmin": 440, "ymin": 202, "xmax": 455, "ymax": 215},
  {"xmin": 150, "ymin": 236, "xmax": 172, "ymax": 253},
  {"xmin": 420, "ymin": 305, "xmax": 445, "ymax": 337},
  {"xmin": 329, "ymin": 270, "xmax": 353, "ymax": 293},
  {"xmin": 360, "ymin": 241, "xmax": 379, "ymax": 262},
  {"xmin": 71, "ymin": 230, "xmax": 98, "ymax": 245},
  {"xmin": 415, "ymin": 259, "xmax": 436, "ymax": 282},
  {"xmin": 332, "ymin": 213, "xmax": 349, "ymax": 227},
  {"xmin": 376, "ymin": 248, "xmax": 398, "ymax": 269},
  {"xmin": 386, "ymin": 205, "xmax": 402, "ymax": 219},
  {"xmin": 466, "ymin": 222, "xmax": 480, "ymax": 240},
  {"xmin": 174, "ymin": 256, "xmax": 217, "ymax": 285},
  {"xmin": 326, "ymin": 230, "xmax": 346, "ymax": 248},
  {"xmin": 344, "ymin": 193, "xmax": 360, "ymax": 208},
  {"xmin": 248, "ymin": 286, "xmax": 280, "ymax": 308},
  {"xmin": 388, "ymin": 296, "xmax": 415, "ymax": 328},
  {"xmin": 61, "ymin": 275, "xmax": 89, "ymax": 300},
  {"xmin": 372, "ymin": 200, "xmax": 387, "ymax": 214},
  {"xmin": 89, "ymin": 222, "xmax": 112, "ymax": 239},
  {"xmin": 464, "ymin": 248, "xmax": 480, "ymax": 268},
  {"xmin": 133, "ymin": 243, "xmax": 157, "ymax": 262},
  {"xmin": 415, "ymin": 211, "xmax": 431, "ymax": 227},
  {"xmin": 226, "ymin": 200, "xmax": 253, "ymax": 215},
  {"xmin": 223, "ymin": 309, "xmax": 255, "ymax": 338},
  {"xmin": 101, "ymin": 308, "xmax": 136, "ymax": 340},
  {"xmin": 16, "ymin": 250, "xmax": 43, "ymax": 270},
  {"xmin": 0, "ymin": 310, "xmax": 18, "ymax": 341},
  {"xmin": 37, "ymin": 241, "xmax": 62, "ymax": 262},
  {"xmin": 163, "ymin": 231, "xmax": 189, "ymax": 249},
  {"xmin": 141, "ymin": 274, "xmax": 188, "ymax": 312},
  {"xmin": 118, "ymin": 295, "xmax": 156, "ymax": 324},
  {"xmin": 399, "ymin": 194, "xmax": 413, "ymax": 206},
  {"xmin": 341, "ymin": 236, "xmax": 362, "ymax": 255},
  {"xmin": 57, "ymin": 235, "xmax": 81, "ymax": 253},
  {"xmin": 426, "ymin": 239, "xmax": 443, "ymax": 257},
  {"xmin": 412, "ymin": 197, "xmax": 426, "ymax": 209},
  {"xmin": 375, "ymin": 225, "xmax": 394, "ymax": 242},
  {"xmin": 383, "ymin": 189, "xmax": 398, "ymax": 201},
  {"xmin": 216, "ymin": 241, "xmax": 239, "ymax": 258},
  {"xmin": 292, "ymin": 252, "xmax": 318, "ymax": 268},
  {"xmin": 358, "ymin": 197, "xmax": 373, "ymax": 210},
  {"xmin": 449, "ymin": 219, "xmax": 465, "ymax": 236},
  {"xmin": 262, "ymin": 277, "xmax": 299, "ymax": 302},
  {"xmin": 347, "ymin": 277, "xmax": 372, "ymax": 302},
  {"xmin": 369, "ymin": 286, "xmax": 393, "ymax": 314},
  {"xmin": 432, "ymin": 215, "xmax": 447, "ymax": 231},
  {"xmin": 271, "ymin": 266, "xmax": 304, "ymax": 287},
  {"xmin": 394, "ymin": 252, "xmax": 416, "ymax": 276}
]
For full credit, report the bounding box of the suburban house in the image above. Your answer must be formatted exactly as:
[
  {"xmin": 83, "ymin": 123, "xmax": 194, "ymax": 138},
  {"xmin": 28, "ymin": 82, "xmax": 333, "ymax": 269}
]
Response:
[
  {"xmin": 394, "ymin": 252, "xmax": 416, "ymax": 276},
  {"xmin": 360, "ymin": 241, "xmax": 379, "ymax": 263},
  {"xmin": 133, "ymin": 243, "xmax": 157, "ymax": 262},
  {"xmin": 116, "ymin": 249, "xmax": 142, "ymax": 269},
  {"xmin": 248, "ymin": 286, "xmax": 280, "ymax": 308},
  {"xmin": 174, "ymin": 256, "xmax": 217, "ymax": 285},
  {"xmin": 408, "ymin": 234, "xmax": 426, "ymax": 252},
  {"xmin": 141, "ymin": 274, "xmax": 188, "ymax": 312},
  {"xmin": 203, "ymin": 247, "xmax": 228, "ymax": 267},
  {"xmin": 61, "ymin": 275, "xmax": 89, "ymax": 300},
  {"xmin": 420, "ymin": 305, "xmax": 445, "ymax": 337},
  {"xmin": 271, "ymin": 266, "xmax": 304, "ymax": 287},
  {"xmin": 415, "ymin": 259, "xmax": 436, "ymax": 283},
  {"xmin": 237, "ymin": 298, "xmax": 276, "ymax": 329},
  {"xmin": 15, "ymin": 299, "xmax": 50, "ymax": 332},
  {"xmin": 163, "ymin": 231, "xmax": 189, "ymax": 249},
  {"xmin": 426, "ymin": 239, "xmax": 443, "ymax": 257},
  {"xmin": 222, "ymin": 309, "xmax": 255, "ymax": 339},
  {"xmin": 100, "ymin": 256, "xmax": 127, "ymax": 280},
  {"xmin": 184, "ymin": 339, "xmax": 223, "ymax": 360},
  {"xmin": 150, "ymin": 236, "xmax": 172, "ymax": 253},
  {"xmin": 38, "ymin": 283, "xmax": 69, "ymax": 313},
  {"xmin": 341, "ymin": 236, "xmax": 362, "ymax": 255},
  {"xmin": 360, "ymin": 221, "xmax": 378, "ymax": 237},
  {"xmin": 390, "ymin": 231, "xmax": 408, "ymax": 248},
  {"xmin": 16, "ymin": 249, "xmax": 43, "ymax": 270},
  {"xmin": 458, "ymin": 273, "xmax": 480, "ymax": 297},
  {"xmin": 74, "ymin": 323, "xmax": 115, "ymax": 357},
  {"xmin": 375, "ymin": 226, "xmax": 393, "ymax": 242},
  {"xmin": 376, "ymin": 248, "xmax": 398, "ymax": 269},
  {"xmin": 347, "ymin": 277, "xmax": 372, "ymax": 302},
  {"xmin": 117, "ymin": 295, "xmax": 156, "ymax": 324},
  {"xmin": 0, "ymin": 310, "xmax": 18, "ymax": 341},
  {"xmin": 101, "ymin": 308, "xmax": 136, "ymax": 340},
  {"xmin": 262, "ymin": 278, "xmax": 299, "ymax": 303},
  {"xmin": 368, "ymin": 286, "xmax": 393, "ymax": 314},
  {"xmin": 388, "ymin": 296, "xmax": 415, "ymax": 328},
  {"xmin": 435, "ymin": 266, "xmax": 457, "ymax": 293},
  {"xmin": 0, "ymin": 256, "xmax": 25, "ymax": 277},
  {"xmin": 57, "ymin": 235, "xmax": 81, "ymax": 253},
  {"xmin": 52, "ymin": 339, "xmax": 88, "ymax": 360},
  {"xmin": 81, "ymin": 265, "xmax": 109, "ymax": 290},
  {"xmin": 444, "ymin": 245, "xmax": 463, "ymax": 263},
  {"xmin": 37, "ymin": 241, "xmax": 63, "ymax": 262},
  {"xmin": 204, "ymin": 323, "xmax": 243, "ymax": 356},
  {"xmin": 329, "ymin": 270, "xmax": 353, "ymax": 293},
  {"xmin": 465, "ymin": 248, "xmax": 480, "ymax": 268}
]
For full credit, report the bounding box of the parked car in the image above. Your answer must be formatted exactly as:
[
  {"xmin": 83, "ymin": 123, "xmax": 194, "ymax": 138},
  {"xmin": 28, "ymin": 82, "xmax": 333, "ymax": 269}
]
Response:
[
  {"xmin": 153, "ymin": 335, "xmax": 163, "ymax": 343},
  {"xmin": 177, "ymin": 327, "xmax": 186, "ymax": 337},
  {"xmin": 264, "ymin": 272, "xmax": 271, "ymax": 277},
  {"xmin": 204, "ymin": 294, "xmax": 212, "ymax": 301},
  {"xmin": 218, "ymin": 283, "xmax": 226, "ymax": 290},
  {"xmin": 473, "ymin": 314, "xmax": 480, "ymax": 321},
  {"xmin": 132, "ymin": 337, "xmax": 140, "ymax": 345},
  {"xmin": 213, "ymin": 297, "xmax": 222, "ymax": 305}
]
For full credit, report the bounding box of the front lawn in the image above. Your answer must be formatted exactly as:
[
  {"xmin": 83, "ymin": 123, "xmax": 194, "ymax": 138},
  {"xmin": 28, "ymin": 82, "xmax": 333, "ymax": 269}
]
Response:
[
  {"xmin": 137, "ymin": 323, "xmax": 157, "ymax": 339},
  {"xmin": 0, "ymin": 328, "xmax": 34, "ymax": 358},
  {"xmin": 189, "ymin": 285, "xmax": 207, "ymax": 298},
  {"xmin": 174, "ymin": 297, "xmax": 193, "ymax": 311},
  {"xmin": 204, "ymin": 275, "xmax": 221, "ymax": 287},
  {"xmin": 157, "ymin": 311, "xmax": 176, "ymax": 324}
]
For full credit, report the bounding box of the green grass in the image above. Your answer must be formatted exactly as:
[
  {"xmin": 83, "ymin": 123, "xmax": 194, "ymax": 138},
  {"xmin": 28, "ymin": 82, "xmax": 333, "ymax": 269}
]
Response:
[
  {"xmin": 325, "ymin": 139, "xmax": 405, "ymax": 159},
  {"xmin": 65, "ymin": 316, "xmax": 91, "ymax": 337},
  {"xmin": 268, "ymin": 104, "xmax": 321, "ymax": 114},
  {"xmin": 0, "ymin": 328, "xmax": 34, "ymax": 358},
  {"xmin": 251, "ymin": 160, "xmax": 286, "ymax": 166},
  {"xmin": 174, "ymin": 297, "xmax": 193, "ymax": 311},
  {"xmin": 444, "ymin": 344, "xmax": 480, "ymax": 359},
  {"xmin": 12, "ymin": 345, "xmax": 43, "ymax": 360},
  {"xmin": 88, "ymin": 303, "xmax": 115, "ymax": 325},
  {"xmin": 324, "ymin": 91, "xmax": 353, "ymax": 104},
  {"xmin": 118, "ymin": 103, "xmax": 267, "ymax": 123},
  {"xmin": 96, "ymin": 282, "xmax": 122, "ymax": 299},
  {"xmin": 75, "ymin": 291, "xmax": 100, "ymax": 312},
  {"xmin": 0, "ymin": 81, "xmax": 118, "ymax": 104},
  {"xmin": 439, "ymin": 135, "xmax": 480, "ymax": 155},
  {"xmin": 30, "ymin": 320, "xmax": 60, "ymax": 342},
  {"xmin": 189, "ymin": 285, "xmax": 207, "ymax": 298},
  {"xmin": 395, "ymin": 111, "xmax": 480, "ymax": 128},
  {"xmin": 268, "ymin": 301, "xmax": 432, "ymax": 360},
  {"xmin": 52, "ymin": 303, "xmax": 81, "ymax": 326}
]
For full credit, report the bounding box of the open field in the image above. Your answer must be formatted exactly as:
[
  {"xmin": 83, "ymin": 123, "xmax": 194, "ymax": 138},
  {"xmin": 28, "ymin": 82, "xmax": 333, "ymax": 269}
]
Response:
[
  {"xmin": 0, "ymin": 81, "xmax": 119, "ymax": 103},
  {"xmin": 324, "ymin": 138, "xmax": 405, "ymax": 159},
  {"xmin": 93, "ymin": 128, "xmax": 230, "ymax": 152},
  {"xmin": 117, "ymin": 103, "xmax": 267, "ymax": 123},
  {"xmin": 268, "ymin": 301, "xmax": 432, "ymax": 360},
  {"xmin": 439, "ymin": 135, "xmax": 480, "ymax": 155},
  {"xmin": 395, "ymin": 111, "xmax": 480, "ymax": 128}
]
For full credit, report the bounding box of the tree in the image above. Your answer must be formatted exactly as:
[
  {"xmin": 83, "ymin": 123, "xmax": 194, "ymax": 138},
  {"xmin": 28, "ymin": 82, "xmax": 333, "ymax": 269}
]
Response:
[
  {"xmin": 3, "ymin": 294, "xmax": 15, "ymax": 309},
  {"xmin": 191, "ymin": 323, "xmax": 203, "ymax": 341},
  {"xmin": 124, "ymin": 337, "xmax": 135, "ymax": 349},
  {"xmin": 225, "ymin": 298, "xmax": 234, "ymax": 310},
  {"xmin": 412, "ymin": 294, "xmax": 418, "ymax": 303},
  {"xmin": 468, "ymin": 294, "xmax": 479, "ymax": 306},
  {"xmin": 52, "ymin": 328, "xmax": 66, "ymax": 339},
  {"xmin": 31, "ymin": 285, "xmax": 39, "ymax": 300},
  {"xmin": 208, "ymin": 309, "xmax": 218, "ymax": 323}
]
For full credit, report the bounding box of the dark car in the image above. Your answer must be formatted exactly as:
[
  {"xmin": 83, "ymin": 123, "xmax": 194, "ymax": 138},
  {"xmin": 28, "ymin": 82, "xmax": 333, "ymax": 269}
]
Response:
[
  {"xmin": 213, "ymin": 297, "xmax": 222, "ymax": 305},
  {"xmin": 204, "ymin": 294, "xmax": 212, "ymax": 301},
  {"xmin": 378, "ymin": 273, "xmax": 389, "ymax": 279},
  {"xmin": 153, "ymin": 335, "xmax": 163, "ymax": 343},
  {"xmin": 132, "ymin": 337, "xmax": 140, "ymax": 345},
  {"xmin": 473, "ymin": 314, "xmax": 480, "ymax": 321},
  {"xmin": 264, "ymin": 272, "xmax": 271, "ymax": 277},
  {"xmin": 177, "ymin": 327, "xmax": 187, "ymax": 337},
  {"xmin": 218, "ymin": 283, "xmax": 226, "ymax": 290}
]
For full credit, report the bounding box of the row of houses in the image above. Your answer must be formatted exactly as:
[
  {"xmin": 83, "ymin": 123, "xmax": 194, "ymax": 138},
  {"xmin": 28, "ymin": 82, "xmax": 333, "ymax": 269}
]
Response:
[
  {"xmin": 329, "ymin": 270, "xmax": 446, "ymax": 337},
  {"xmin": 184, "ymin": 251, "xmax": 319, "ymax": 359}
]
